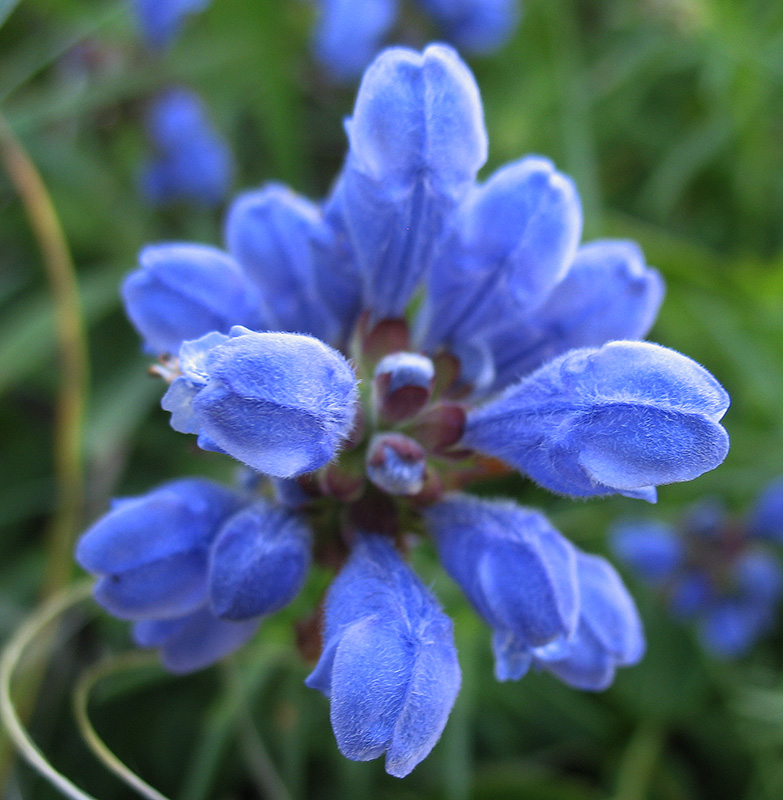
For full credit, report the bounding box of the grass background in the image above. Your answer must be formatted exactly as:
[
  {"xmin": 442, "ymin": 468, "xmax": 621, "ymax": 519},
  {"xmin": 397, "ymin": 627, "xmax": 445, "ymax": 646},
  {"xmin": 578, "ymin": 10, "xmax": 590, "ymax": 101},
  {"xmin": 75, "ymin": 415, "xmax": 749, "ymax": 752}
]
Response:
[{"xmin": 2, "ymin": 0, "xmax": 783, "ymax": 797}]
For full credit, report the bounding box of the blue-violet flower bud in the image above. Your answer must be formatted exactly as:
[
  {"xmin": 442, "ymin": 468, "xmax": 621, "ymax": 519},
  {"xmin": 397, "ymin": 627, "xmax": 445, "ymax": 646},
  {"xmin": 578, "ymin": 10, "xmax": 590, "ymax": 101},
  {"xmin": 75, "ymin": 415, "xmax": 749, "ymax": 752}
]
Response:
[
  {"xmin": 532, "ymin": 552, "xmax": 645, "ymax": 691},
  {"xmin": 305, "ymin": 535, "xmax": 461, "ymax": 778},
  {"xmin": 366, "ymin": 433, "xmax": 428, "ymax": 496},
  {"xmin": 133, "ymin": 607, "xmax": 260, "ymax": 674},
  {"xmin": 122, "ymin": 243, "xmax": 262, "ymax": 355},
  {"xmin": 208, "ymin": 500, "xmax": 312, "ymax": 620},
  {"xmin": 161, "ymin": 326, "xmax": 358, "ymax": 478},
  {"xmin": 339, "ymin": 44, "xmax": 487, "ymax": 320},
  {"xmin": 426, "ymin": 495, "xmax": 579, "ymax": 655},
  {"xmin": 462, "ymin": 341, "xmax": 730, "ymax": 499},
  {"xmin": 488, "ymin": 239, "xmax": 665, "ymax": 390},
  {"xmin": 76, "ymin": 478, "xmax": 244, "ymax": 620}
]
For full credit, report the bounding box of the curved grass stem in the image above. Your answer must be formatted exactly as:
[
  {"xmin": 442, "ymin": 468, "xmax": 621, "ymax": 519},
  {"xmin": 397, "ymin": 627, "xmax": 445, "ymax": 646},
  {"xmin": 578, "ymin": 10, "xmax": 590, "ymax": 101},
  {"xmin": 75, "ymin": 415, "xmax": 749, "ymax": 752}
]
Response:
[
  {"xmin": 0, "ymin": 582, "xmax": 96, "ymax": 800},
  {"xmin": 73, "ymin": 653, "xmax": 172, "ymax": 800}
]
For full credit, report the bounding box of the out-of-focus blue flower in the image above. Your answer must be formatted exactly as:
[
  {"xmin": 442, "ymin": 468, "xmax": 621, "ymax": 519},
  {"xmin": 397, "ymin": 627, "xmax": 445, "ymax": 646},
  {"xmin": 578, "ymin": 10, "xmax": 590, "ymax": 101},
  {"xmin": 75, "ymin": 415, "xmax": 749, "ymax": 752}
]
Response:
[
  {"xmin": 122, "ymin": 244, "xmax": 262, "ymax": 355},
  {"xmin": 612, "ymin": 478, "xmax": 783, "ymax": 658},
  {"xmin": 131, "ymin": 0, "xmax": 211, "ymax": 48},
  {"xmin": 78, "ymin": 45, "xmax": 731, "ymax": 777},
  {"xmin": 748, "ymin": 478, "xmax": 783, "ymax": 541},
  {"xmin": 610, "ymin": 521, "xmax": 683, "ymax": 585},
  {"xmin": 161, "ymin": 326, "xmax": 358, "ymax": 478},
  {"xmin": 141, "ymin": 89, "xmax": 232, "ymax": 207},
  {"xmin": 305, "ymin": 535, "xmax": 460, "ymax": 778},
  {"xmin": 312, "ymin": 0, "xmax": 520, "ymax": 80}
]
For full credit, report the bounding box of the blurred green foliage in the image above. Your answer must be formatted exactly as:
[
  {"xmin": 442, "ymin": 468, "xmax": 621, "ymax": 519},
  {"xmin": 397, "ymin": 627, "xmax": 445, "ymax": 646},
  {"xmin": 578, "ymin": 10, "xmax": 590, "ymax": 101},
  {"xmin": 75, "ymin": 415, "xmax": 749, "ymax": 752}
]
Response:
[{"xmin": 2, "ymin": 0, "xmax": 783, "ymax": 798}]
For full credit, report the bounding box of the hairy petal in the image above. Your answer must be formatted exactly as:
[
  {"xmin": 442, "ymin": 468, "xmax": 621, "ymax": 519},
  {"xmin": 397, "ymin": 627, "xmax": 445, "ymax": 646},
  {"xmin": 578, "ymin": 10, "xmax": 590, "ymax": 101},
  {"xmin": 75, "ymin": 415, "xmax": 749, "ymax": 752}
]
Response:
[
  {"xmin": 489, "ymin": 239, "xmax": 665, "ymax": 390},
  {"xmin": 122, "ymin": 244, "xmax": 261, "ymax": 355},
  {"xmin": 305, "ymin": 535, "xmax": 460, "ymax": 778},
  {"xmin": 426, "ymin": 495, "xmax": 579, "ymax": 648},
  {"xmin": 463, "ymin": 341, "xmax": 730, "ymax": 498},
  {"xmin": 162, "ymin": 327, "xmax": 359, "ymax": 478},
  {"xmin": 209, "ymin": 500, "xmax": 312, "ymax": 620},
  {"xmin": 339, "ymin": 44, "xmax": 487, "ymax": 319},
  {"xmin": 421, "ymin": 157, "xmax": 582, "ymax": 351},
  {"xmin": 225, "ymin": 184, "xmax": 343, "ymax": 343}
]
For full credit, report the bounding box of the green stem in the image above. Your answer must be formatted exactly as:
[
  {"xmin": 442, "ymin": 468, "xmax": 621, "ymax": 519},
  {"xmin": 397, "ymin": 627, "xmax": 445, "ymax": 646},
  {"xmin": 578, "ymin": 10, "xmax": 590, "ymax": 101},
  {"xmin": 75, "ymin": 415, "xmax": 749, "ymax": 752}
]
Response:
[
  {"xmin": 0, "ymin": 110, "xmax": 89, "ymax": 789},
  {"xmin": 0, "ymin": 112, "xmax": 89, "ymax": 598},
  {"xmin": 612, "ymin": 720, "xmax": 666, "ymax": 800}
]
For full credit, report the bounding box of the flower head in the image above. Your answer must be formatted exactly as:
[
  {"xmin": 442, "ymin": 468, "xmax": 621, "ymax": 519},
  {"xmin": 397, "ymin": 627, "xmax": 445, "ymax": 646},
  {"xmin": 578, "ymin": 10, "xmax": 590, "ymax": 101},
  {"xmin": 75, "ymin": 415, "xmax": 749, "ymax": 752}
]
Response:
[
  {"xmin": 79, "ymin": 45, "xmax": 730, "ymax": 777},
  {"xmin": 612, "ymin": 480, "xmax": 783, "ymax": 658}
]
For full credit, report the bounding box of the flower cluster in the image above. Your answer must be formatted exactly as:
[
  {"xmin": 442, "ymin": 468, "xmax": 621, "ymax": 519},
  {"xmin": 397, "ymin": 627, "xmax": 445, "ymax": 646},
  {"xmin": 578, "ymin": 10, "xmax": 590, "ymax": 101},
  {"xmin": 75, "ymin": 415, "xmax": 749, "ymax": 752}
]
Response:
[
  {"xmin": 612, "ymin": 480, "xmax": 783, "ymax": 658},
  {"xmin": 139, "ymin": 89, "xmax": 233, "ymax": 207},
  {"xmin": 76, "ymin": 45, "xmax": 730, "ymax": 777},
  {"xmin": 312, "ymin": 0, "xmax": 521, "ymax": 80}
]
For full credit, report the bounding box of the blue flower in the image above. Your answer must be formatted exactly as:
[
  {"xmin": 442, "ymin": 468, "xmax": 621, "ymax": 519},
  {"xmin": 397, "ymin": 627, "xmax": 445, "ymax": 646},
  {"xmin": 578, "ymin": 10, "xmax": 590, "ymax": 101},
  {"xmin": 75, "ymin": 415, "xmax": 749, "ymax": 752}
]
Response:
[
  {"xmin": 76, "ymin": 479, "xmax": 244, "ymax": 620},
  {"xmin": 305, "ymin": 535, "xmax": 460, "ymax": 778},
  {"xmin": 140, "ymin": 89, "xmax": 232, "ymax": 207},
  {"xmin": 131, "ymin": 0, "xmax": 211, "ymax": 48},
  {"xmin": 77, "ymin": 45, "xmax": 730, "ymax": 777},
  {"xmin": 312, "ymin": 0, "xmax": 520, "ymax": 80},
  {"xmin": 208, "ymin": 500, "xmax": 312, "ymax": 620},
  {"xmin": 612, "ymin": 478, "xmax": 783, "ymax": 658},
  {"xmin": 122, "ymin": 244, "xmax": 263, "ymax": 355},
  {"xmin": 161, "ymin": 326, "xmax": 359, "ymax": 478}
]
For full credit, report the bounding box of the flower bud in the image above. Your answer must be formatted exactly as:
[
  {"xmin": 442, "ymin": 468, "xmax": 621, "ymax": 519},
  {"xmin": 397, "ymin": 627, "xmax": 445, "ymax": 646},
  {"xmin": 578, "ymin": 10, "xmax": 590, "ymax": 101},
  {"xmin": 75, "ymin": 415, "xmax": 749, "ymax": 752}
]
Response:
[
  {"xmin": 373, "ymin": 352, "xmax": 434, "ymax": 422},
  {"xmin": 366, "ymin": 433, "xmax": 427, "ymax": 496},
  {"xmin": 305, "ymin": 535, "xmax": 460, "ymax": 778},
  {"xmin": 161, "ymin": 326, "xmax": 359, "ymax": 478},
  {"xmin": 209, "ymin": 500, "xmax": 312, "ymax": 620},
  {"xmin": 76, "ymin": 478, "xmax": 243, "ymax": 620},
  {"xmin": 122, "ymin": 243, "xmax": 261, "ymax": 355}
]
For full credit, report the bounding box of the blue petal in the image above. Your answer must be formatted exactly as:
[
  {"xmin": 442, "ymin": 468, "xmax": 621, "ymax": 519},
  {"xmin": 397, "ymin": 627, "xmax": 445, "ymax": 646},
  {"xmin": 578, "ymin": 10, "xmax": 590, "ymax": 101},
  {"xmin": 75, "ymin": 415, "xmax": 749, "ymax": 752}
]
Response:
[
  {"xmin": 491, "ymin": 630, "xmax": 532, "ymax": 681},
  {"xmin": 312, "ymin": 0, "xmax": 397, "ymax": 80},
  {"xmin": 165, "ymin": 328, "xmax": 358, "ymax": 478},
  {"xmin": 93, "ymin": 551, "xmax": 209, "ymax": 620},
  {"xmin": 75, "ymin": 478, "xmax": 243, "ymax": 574},
  {"xmin": 420, "ymin": 157, "xmax": 582, "ymax": 351},
  {"xmin": 488, "ymin": 239, "xmax": 664, "ymax": 390},
  {"xmin": 463, "ymin": 341, "xmax": 730, "ymax": 497},
  {"xmin": 575, "ymin": 553, "xmax": 645, "ymax": 666},
  {"xmin": 209, "ymin": 500, "xmax": 312, "ymax": 620},
  {"xmin": 133, "ymin": 607, "xmax": 260, "ymax": 673},
  {"xmin": 340, "ymin": 44, "xmax": 487, "ymax": 319},
  {"xmin": 306, "ymin": 535, "xmax": 460, "ymax": 777},
  {"xmin": 533, "ymin": 552, "xmax": 644, "ymax": 690},
  {"xmin": 224, "ymin": 184, "xmax": 342, "ymax": 342},
  {"xmin": 122, "ymin": 244, "xmax": 261, "ymax": 355},
  {"xmin": 426, "ymin": 495, "xmax": 579, "ymax": 648}
]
